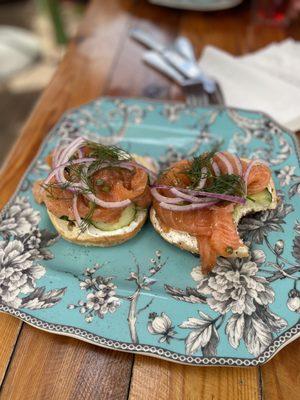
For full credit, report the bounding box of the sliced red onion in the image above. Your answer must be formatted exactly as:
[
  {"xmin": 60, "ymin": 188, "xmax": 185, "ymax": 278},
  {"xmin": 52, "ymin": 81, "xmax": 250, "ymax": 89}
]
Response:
[
  {"xmin": 243, "ymin": 159, "xmax": 269, "ymax": 186},
  {"xmin": 198, "ymin": 167, "xmax": 208, "ymax": 189},
  {"xmin": 53, "ymin": 145, "xmax": 65, "ymax": 168},
  {"xmin": 151, "ymin": 188, "xmax": 183, "ymax": 204},
  {"xmin": 153, "ymin": 185, "xmax": 246, "ymax": 204},
  {"xmin": 170, "ymin": 188, "xmax": 216, "ymax": 203},
  {"xmin": 77, "ymin": 148, "xmax": 84, "ymax": 159},
  {"xmin": 44, "ymin": 157, "xmax": 96, "ymax": 185},
  {"xmin": 211, "ymin": 161, "xmax": 220, "ymax": 177},
  {"xmin": 72, "ymin": 194, "xmax": 82, "ymax": 227},
  {"xmin": 86, "ymin": 192, "xmax": 131, "ymax": 209},
  {"xmin": 232, "ymin": 154, "xmax": 243, "ymax": 176},
  {"xmin": 215, "ymin": 152, "xmax": 233, "ymax": 174},
  {"xmin": 59, "ymin": 137, "xmax": 85, "ymax": 164},
  {"xmin": 159, "ymin": 201, "xmax": 218, "ymax": 212}
]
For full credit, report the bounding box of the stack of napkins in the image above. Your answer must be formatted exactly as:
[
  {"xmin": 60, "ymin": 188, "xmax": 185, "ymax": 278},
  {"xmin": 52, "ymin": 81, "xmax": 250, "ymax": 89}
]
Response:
[{"xmin": 199, "ymin": 39, "xmax": 300, "ymax": 131}]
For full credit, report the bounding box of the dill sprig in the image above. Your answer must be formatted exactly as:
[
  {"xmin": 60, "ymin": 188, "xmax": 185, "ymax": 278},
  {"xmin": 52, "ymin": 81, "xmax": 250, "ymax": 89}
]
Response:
[
  {"xmin": 184, "ymin": 151, "xmax": 246, "ymax": 197},
  {"xmin": 86, "ymin": 141, "xmax": 132, "ymax": 162},
  {"xmin": 185, "ymin": 151, "xmax": 215, "ymax": 188},
  {"xmin": 79, "ymin": 202, "xmax": 96, "ymax": 232},
  {"xmin": 203, "ymin": 174, "xmax": 246, "ymax": 197}
]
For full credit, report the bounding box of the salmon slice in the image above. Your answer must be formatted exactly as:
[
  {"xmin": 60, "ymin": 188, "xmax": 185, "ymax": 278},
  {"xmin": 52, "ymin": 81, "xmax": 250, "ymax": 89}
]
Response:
[
  {"xmin": 153, "ymin": 154, "xmax": 271, "ymax": 273},
  {"xmin": 210, "ymin": 205, "xmax": 242, "ymax": 257},
  {"xmin": 154, "ymin": 160, "xmax": 213, "ymax": 236},
  {"xmin": 35, "ymin": 163, "xmax": 151, "ymax": 224},
  {"xmin": 197, "ymin": 237, "xmax": 217, "ymax": 274},
  {"xmin": 247, "ymin": 165, "xmax": 271, "ymax": 195}
]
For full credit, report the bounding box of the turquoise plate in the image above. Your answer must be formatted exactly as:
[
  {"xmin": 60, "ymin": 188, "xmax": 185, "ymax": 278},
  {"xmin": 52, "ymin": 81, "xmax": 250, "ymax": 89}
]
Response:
[{"xmin": 0, "ymin": 98, "xmax": 299, "ymax": 366}]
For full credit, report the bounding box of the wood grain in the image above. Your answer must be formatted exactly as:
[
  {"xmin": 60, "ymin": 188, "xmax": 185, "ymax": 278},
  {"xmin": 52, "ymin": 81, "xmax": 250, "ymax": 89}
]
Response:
[
  {"xmin": 0, "ymin": 0, "xmax": 135, "ymax": 394},
  {"xmin": 260, "ymin": 338, "xmax": 300, "ymax": 400},
  {"xmin": 0, "ymin": 0, "xmax": 178, "ymax": 398},
  {"xmin": 129, "ymin": 355, "xmax": 260, "ymax": 400},
  {"xmin": 1, "ymin": 0, "xmax": 300, "ymax": 399},
  {"xmin": 0, "ymin": 325, "xmax": 133, "ymax": 400},
  {"xmin": 0, "ymin": 315, "xmax": 22, "ymax": 386}
]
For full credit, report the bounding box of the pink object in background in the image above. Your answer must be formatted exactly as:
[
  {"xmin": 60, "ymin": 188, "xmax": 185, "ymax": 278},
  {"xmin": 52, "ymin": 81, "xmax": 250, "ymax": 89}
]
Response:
[
  {"xmin": 253, "ymin": 0, "xmax": 300, "ymax": 25},
  {"xmin": 289, "ymin": 0, "xmax": 300, "ymax": 17}
]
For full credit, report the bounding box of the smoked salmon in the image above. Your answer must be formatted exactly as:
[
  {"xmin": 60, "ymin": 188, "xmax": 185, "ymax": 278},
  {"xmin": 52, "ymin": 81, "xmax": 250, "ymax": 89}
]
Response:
[
  {"xmin": 152, "ymin": 151, "xmax": 272, "ymax": 273},
  {"xmin": 33, "ymin": 139, "xmax": 153, "ymax": 229}
]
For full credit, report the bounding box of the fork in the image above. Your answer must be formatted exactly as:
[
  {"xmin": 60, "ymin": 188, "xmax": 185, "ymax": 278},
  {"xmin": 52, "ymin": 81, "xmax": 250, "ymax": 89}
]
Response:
[
  {"xmin": 143, "ymin": 51, "xmax": 223, "ymax": 107},
  {"xmin": 183, "ymin": 80, "xmax": 224, "ymax": 107}
]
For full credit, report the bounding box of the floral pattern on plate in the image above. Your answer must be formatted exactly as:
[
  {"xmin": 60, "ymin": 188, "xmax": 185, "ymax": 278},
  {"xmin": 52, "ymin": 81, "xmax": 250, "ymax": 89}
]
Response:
[{"xmin": 0, "ymin": 98, "xmax": 299, "ymax": 366}]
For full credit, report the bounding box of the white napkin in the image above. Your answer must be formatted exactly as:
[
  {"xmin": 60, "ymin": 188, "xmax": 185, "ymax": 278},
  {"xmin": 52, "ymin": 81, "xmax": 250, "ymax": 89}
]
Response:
[{"xmin": 198, "ymin": 39, "xmax": 300, "ymax": 131}]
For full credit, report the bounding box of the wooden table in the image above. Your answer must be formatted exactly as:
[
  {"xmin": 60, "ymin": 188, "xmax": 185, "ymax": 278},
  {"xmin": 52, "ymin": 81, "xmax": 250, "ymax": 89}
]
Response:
[{"xmin": 0, "ymin": 1, "xmax": 299, "ymax": 399}]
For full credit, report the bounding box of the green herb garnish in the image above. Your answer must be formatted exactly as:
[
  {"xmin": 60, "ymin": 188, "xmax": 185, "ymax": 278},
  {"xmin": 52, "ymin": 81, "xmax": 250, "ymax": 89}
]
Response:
[
  {"xmin": 185, "ymin": 151, "xmax": 215, "ymax": 189},
  {"xmin": 60, "ymin": 215, "xmax": 71, "ymax": 222},
  {"xmin": 204, "ymin": 174, "xmax": 246, "ymax": 197},
  {"xmin": 184, "ymin": 150, "xmax": 246, "ymax": 198},
  {"xmin": 79, "ymin": 201, "xmax": 96, "ymax": 232},
  {"xmin": 86, "ymin": 141, "xmax": 132, "ymax": 163}
]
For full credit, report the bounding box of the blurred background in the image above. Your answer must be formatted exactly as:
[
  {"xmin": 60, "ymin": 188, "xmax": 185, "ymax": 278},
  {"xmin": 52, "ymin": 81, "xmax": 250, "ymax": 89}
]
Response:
[
  {"xmin": 0, "ymin": 0, "xmax": 87, "ymax": 163},
  {"xmin": 0, "ymin": 0, "xmax": 299, "ymax": 165}
]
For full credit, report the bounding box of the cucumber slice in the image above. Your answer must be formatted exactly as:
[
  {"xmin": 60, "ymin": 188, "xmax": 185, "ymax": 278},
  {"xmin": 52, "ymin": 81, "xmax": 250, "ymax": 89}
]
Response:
[
  {"xmin": 93, "ymin": 204, "xmax": 136, "ymax": 231},
  {"xmin": 246, "ymin": 188, "xmax": 272, "ymax": 207},
  {"xmin": 233, "ymin": 188, "xmax": 272, "ymax": 222}
]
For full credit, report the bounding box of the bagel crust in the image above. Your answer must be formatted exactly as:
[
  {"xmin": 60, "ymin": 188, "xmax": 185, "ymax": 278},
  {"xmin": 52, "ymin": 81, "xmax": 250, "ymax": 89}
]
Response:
[
  {"xmin": 48, "ymin": 209, "xmax": 147, "ymax": 247},
  {"xmin": 150, "ymin": 176, "xmax": 277, "ymax": 259}
]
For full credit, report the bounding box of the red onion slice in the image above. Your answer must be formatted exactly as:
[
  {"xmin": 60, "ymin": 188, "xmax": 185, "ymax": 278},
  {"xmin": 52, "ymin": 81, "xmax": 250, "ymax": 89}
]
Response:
[
  {"xmin": 198, "ymin": 167, "xmax": 208, "ymax": 189},
  {"xmin": 211, "ymin": 161, "xmax": 220, "ymax": 177},
  {"xmin": 86, "ymin": 192, "xmax": 131, "ymax": 209},
  {"xmin": 231, "ymin": 154, "xmax": 243, "ymax": 176},
  {"xmin": 151, "ymin": 188, "xmax": 183, "ymax": 204},
  {"xmin": 44, "ymin": 157, "xmax": 96, "ymax": 185},
  {"xmin": 215, "ymin": 152, "xmax": 233, "ymax": 174},
  {"xmin": 153, "ymin": 185, "xmax": 246, "ymax": 204},
  {"xmin": 170, "ymin": 188, "xmax": 216, "ymax": 203},
  {"xmin": 159, "ymin": 201, "xmax": 218, "ymax": 212}
]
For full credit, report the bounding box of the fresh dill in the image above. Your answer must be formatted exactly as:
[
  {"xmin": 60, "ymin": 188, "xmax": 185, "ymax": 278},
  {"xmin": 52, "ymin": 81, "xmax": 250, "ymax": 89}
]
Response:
[
  {"xmin": 43, "ymin": 142, "xmax": 131, "ymax": 199},
  {"xmin": 185, "ymin": 151, "xmax": 215, "ymax": 188},
  {"xmin": 203, "ymin": 174, "xmax": 246, "ymax": 197},
  {"xmin": 184, "ymin": 151, "xmax": 246, "ymax": 197},
  {"xmin": 86, "ymin": 141, "xmax": 132, "ymax": 162},
  {"xmin": 79, "ymin": 201, "xmax": 96, "ymax": 232}
]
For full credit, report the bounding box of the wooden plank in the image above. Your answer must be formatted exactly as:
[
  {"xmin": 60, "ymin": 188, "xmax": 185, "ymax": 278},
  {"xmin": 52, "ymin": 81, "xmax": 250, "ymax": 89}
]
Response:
[
  {"xmin": 0, "ymin": 315, "xmax": 22, "ymax": 386},
  {"xmin": 129, "ymin": 355, "xmax": 260, "ymax": 400},
  {"xmin": 0, "ymin": 0, "xmax": 135, "ymax": 393},
  {"xmin": 0, "ymin": 0, "xmax": 180, "ymax": 398},
  {"xmin": 260, "ymin": 338, "xmax": 300, "ymax": 400},
  {"xmin": 0, "ymin": 325, "xmax": 133, "ymax": 400},
  {"xmin": 0, "ymin": 0, "xmax": 133, "ymax": 207},
  {"xmin": 105, "ymin": 0, "xmax": 180, "ymax": 99}
]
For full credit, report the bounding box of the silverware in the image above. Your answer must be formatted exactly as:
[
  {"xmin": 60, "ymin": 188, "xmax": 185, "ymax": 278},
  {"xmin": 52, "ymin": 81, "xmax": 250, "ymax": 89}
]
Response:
[
  {"xmin": 130, "ymin": 28, "xmax": 216, "ymax": 92},
  {"xmin": 131, "ymin": 28, "xmax": 224, "ymax": 106},
  {"xmin": 174, "ymin": 36, "xmax": 197, "ymax": 62},
  {"xmin": 143, "ymin": 52, "xmax": 209, "ymax": 107}
]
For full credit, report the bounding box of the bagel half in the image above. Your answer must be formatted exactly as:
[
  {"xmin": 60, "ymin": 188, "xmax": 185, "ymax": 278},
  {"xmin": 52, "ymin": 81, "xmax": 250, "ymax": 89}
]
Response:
[
  {"xmin": 45, "ymin": 154, "xmax": 156, "ymax": 247},
  {"xmin": 150, "ymin": 177, "xmax": 277, "ymax": 258},
  {"xmin": 48, "ymin": 208, "xmax": 147, "ymax": 247}
]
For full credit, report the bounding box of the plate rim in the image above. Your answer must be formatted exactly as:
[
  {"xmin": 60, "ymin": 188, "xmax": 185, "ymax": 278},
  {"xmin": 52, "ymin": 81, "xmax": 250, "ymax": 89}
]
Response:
[
  {"xmin": 1, "ymin": 97, "xmax": 299, "ymax": 366},
  {"xmin": 149, "ymin": 0, "xmax": 244, "ymax": 12},
  {"xmin": 1, "ymin": 303, "xmax": 299, "ymax": 366}
]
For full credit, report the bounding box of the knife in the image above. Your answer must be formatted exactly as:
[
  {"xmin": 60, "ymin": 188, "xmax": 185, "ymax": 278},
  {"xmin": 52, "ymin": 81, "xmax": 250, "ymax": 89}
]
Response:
[{"xmin": 130, "ymin": 28, "xmax": 216, "ymax": 93}]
